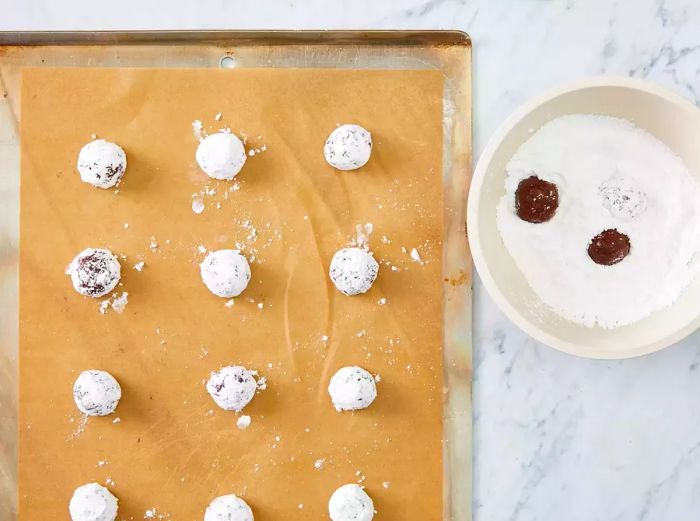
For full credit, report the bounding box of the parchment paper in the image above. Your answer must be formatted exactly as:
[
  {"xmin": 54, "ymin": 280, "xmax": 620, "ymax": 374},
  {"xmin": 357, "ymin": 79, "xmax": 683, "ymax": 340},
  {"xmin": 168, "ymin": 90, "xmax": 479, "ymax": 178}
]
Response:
[{"xmin": 20, "ymin": 67, "xmax": 444, "ymax": 520}]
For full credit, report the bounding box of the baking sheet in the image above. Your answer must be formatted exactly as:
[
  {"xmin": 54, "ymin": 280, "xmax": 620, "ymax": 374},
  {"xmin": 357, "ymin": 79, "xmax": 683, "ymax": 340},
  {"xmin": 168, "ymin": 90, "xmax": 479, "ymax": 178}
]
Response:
[{"xmin": 0, "ymin": 31, "xmax": 472, "ymax": 521}]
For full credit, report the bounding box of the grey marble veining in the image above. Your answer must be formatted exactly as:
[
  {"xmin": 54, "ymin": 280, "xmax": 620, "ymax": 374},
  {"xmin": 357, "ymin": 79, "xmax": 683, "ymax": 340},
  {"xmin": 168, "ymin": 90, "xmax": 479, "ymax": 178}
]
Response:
[{"xmin": 3, "ymin": 0, "xmax": 700, "ymax": 519}]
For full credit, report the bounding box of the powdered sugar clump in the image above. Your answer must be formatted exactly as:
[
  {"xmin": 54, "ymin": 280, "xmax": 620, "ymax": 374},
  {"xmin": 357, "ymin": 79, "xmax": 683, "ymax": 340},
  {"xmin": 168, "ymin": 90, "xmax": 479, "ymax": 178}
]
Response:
[{"xmin": 497, "ymin": 114, "xmax": 700, "ymax": 328}]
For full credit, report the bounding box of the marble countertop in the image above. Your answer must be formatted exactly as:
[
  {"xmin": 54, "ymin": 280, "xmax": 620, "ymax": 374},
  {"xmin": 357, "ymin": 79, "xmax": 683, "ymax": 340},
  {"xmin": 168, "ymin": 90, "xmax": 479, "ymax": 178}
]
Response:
[{"xmin": 3, "ymin": 1, "xmax": 700, "ymax": 519}]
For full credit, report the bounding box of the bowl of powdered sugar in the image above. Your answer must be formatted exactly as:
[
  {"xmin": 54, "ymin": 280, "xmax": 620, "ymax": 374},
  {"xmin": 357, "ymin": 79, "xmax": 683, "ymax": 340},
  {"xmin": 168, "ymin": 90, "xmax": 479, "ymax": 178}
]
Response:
[{"xmin": 469, "ymin": 77, "xmax": 700, "ymax": 359}]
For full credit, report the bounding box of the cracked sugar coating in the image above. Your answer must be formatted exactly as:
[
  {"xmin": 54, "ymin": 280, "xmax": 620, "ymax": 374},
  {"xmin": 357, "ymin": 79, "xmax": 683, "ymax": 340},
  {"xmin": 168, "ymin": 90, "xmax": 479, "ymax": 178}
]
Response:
[
  {"xmin": 196, "ymin": 132, "xmax": 247, "ymax": 180},
  {"xmin": 324, "ymin": 124, "xmax": 372, "ymax": 171},
  {"xmin": 204, "ymin": 495, "xmax": 254, "ymax": 521},
  {"xmin": 329, "ymin": 247, "xmax": 379, "ymax": 296},
  {"xmin": 68, "ymin": 248, "xmax": 121, "ymax": 298},
  {"xmin": 73, "ymin": 370, "xmax": 122, "ymax": 416},
  {"xmin": 69, "ymin": 483, "xmax": 118, "ymax": 521},
  {"xmin": 599, "ymin": 176, "xmax": 648, "ymax": 220},
  {"xmin": 206, "ymin": 366, "xmax": 257, "ymax": 412},
  {"xmin": 200, "ymin": 249, "xmax": 251, "ymax": 298},
  {"xmin": 77, "ymin": 139, "xmax": 127, "ymax": 189},
  {"xmin": 328, "ymin": 484, "xmax": 374, "ymax": 521},
  {"xmin": 328, "ymin": 366, "xmax": 377, "ymax": 412}
]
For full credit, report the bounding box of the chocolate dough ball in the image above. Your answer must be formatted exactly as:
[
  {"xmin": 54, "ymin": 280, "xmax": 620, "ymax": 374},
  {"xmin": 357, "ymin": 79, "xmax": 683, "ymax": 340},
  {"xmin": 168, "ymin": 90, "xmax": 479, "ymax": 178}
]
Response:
[
  {"xmin": 588, "ymin": 229, "xmax": 631, "ymax": 266},
  {"xmin": 515, "ymin": 175, "xmax": 559, "ymax": 223}
]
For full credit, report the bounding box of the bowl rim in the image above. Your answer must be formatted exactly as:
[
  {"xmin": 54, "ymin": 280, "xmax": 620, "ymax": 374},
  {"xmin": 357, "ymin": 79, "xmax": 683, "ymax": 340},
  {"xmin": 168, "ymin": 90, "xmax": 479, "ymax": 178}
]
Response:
[{"xmin": 468, "ymin": 76, "xmax": 700, "ymax": 359}]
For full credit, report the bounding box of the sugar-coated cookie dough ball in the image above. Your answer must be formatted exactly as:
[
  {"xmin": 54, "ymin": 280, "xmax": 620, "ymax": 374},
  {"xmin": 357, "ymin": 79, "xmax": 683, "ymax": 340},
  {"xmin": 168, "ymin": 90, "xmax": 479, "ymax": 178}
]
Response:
[
  {"xmin": 77, "ymin": 139, "xmax": 127, "ymax": 189},
  {"xmin": 200, "ymin": 249, "xmax": 251, "ymax": 298},
  {"xmin": 196, "ymin": 132, "xmax": 247, "ymax": 180},
  {"xmin": 598, "ymin": 176, "xmax": 647, "ymax": 220},
  {"xmin": 328, "ymin": 366, "xmax": 377, "ymax": 412},
  {"xmin": 329, "ymin": 247, "xmax": 379, "ymax": 296},
  {"xmin": 328, "ymin": 484, "xmax": 374, "ymax": 521},
  {"xmin": 69, "ymin": 483, "xmax": 118, "ymax": 521},
  {"xmin": 68, "ymin": 248, "xmax": 121, "ymax": 298},
  {"xmin": 73, "ymin": 370, "xmax": 122, "ymax": 416},
  {"xmin": 207, "ymin": 366, "xmax": 257, "ymax": 412},
  {"xmin": 324, "ymin": 124, "xmax": 372, "ymax": 171},
  {"xmin": 204, "ymin": 495, "xmax": 254, "ymax": 521}
]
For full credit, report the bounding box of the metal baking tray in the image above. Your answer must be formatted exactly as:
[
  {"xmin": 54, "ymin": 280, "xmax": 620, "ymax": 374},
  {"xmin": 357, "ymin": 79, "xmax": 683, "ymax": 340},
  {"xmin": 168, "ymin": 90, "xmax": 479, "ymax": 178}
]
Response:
[{"xmin": 0, "ymin": 30, "xmax": 472, "ymax": 520}]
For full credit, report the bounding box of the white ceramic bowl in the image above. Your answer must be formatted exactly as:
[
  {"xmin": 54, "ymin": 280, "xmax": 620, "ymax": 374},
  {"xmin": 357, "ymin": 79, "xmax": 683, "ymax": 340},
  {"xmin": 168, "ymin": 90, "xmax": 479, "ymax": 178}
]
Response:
[{"xmin": 468, "ymin": 77, "xmax": 700, "ymax": 359}]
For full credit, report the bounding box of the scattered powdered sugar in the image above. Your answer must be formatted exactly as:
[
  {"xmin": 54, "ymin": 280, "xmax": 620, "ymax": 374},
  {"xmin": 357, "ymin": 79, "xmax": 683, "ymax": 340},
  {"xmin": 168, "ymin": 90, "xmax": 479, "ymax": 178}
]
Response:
[
  {"xmin": 410, "ymin": 248, "xmax": 422, "ymax": 263},
  {"xmin": 134, "ymin": 261, "xmax": 145, "ymax": 272},
  {"xmin": 99, "ymin": 292, "xmax": 128, "ymax": 315},
  {"xmin": 143, "ymin": 508, "xmax": 171, "ymax": 520},
  {"xmin": 352, "ymin": 223, "xmax": 374, "ymax": 249},
  {"xmin": 192, "ymin": 120, "xmax": 204, "ymax": 141},
  {"xmin": 192, "ymin": 197, "xmax": 205, "ymax": 214},
  {"xmin": 237, "ymin": 415, "xmax": 252, "ymax": 430},
  {"xmin": 314, "ymin": 458, "xmax": 325, "ymax": 469},
  {"xmin": 497, "ymin": 114, "xmax": 700, "ymax": 328}
]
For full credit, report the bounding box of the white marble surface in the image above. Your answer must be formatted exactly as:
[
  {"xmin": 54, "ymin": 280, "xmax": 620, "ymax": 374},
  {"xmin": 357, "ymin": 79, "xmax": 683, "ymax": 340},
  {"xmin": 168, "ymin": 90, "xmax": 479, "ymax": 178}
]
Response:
[{"xmin": 3, "ymin": 0, "xmax": 700, "ymax": 519}]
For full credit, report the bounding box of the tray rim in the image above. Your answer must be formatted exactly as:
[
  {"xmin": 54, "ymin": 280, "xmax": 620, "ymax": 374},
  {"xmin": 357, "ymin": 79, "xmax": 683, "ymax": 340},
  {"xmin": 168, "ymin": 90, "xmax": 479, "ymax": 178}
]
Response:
[{"xmin": 0, "ymin": 29, "xmax": 471, "ymax": 47}]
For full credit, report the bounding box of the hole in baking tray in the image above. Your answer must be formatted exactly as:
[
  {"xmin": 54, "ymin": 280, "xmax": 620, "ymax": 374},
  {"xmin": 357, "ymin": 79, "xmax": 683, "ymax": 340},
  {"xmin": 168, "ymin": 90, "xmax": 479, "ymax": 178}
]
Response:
[{"xmin": 219, "ymin": 55, "xmax": 237, "ymax": 69}]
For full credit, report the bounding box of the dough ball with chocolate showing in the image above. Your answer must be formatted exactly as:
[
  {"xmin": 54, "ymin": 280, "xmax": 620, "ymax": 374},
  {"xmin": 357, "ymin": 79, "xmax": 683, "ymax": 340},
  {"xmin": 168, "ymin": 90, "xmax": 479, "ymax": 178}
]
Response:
[
  {"xmin": 77, "ymin": 139, "xmax": 127, "ymax": 189},
  {"xmin": 515, "ymin": 175, "xmax": 559, "ymax": 223},
  {"xmin": 324, "ymin": 124, "xmax": 372, "ymax": 171},
  {"xmin": 196, "ymin": 132, "xmax": 247, "ymax": 180},
  {"xmin": 68, "ymin": 248, "xmax": 121, "ymax": 298},
  {"xmin": 588, "ymin": 228, "xmax": 631, "ymax": 266},
  {"xmin": 329, "ymin": 247, "xmax": 379, "ymax": 296},
  {"xmin": 328, "ymin": 483, "xmax": 374, "ymax": 521},
  {"xmin": 200, "ymin": 249, "xmax": 251, "ymax": 298},
  {"xmin": 73, "ymin": 370, "xmax": 122, "ymax": 417},
  {"xmin": 69, "ymin": 483, "xmax": 118, "ymax": 521},
  {"xmin": 599, "ymin": 176, "xmax": 647, "ymax": 220},
  {"xmin": 204, "ymin": 494, "xmax": 254, "ymax": 521},
  {"xmin": 328, "ymin": 366, "xmax": 377, "ymax": 412},
  {"xmin": 206, "ymin": 365, "xmax": 258, "ymax": 412}
]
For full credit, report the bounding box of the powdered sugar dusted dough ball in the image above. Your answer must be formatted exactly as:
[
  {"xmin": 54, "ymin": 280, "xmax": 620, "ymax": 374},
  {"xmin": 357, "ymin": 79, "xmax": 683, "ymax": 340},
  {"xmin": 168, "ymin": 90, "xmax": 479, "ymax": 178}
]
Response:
[
  {"xmin": 200, "ymin": 249, "xmax": 251, "ymax": 298},
  {"xmin": 204, "ymin": 494, "xmax": 254, "ymax": 521},
  {"xmin": 69, "ymin": 483, "xmax": 118, "ymax": 521},
  {"xmin": 324, "ymin": 124, "xmax": 372, "ymax": 171},
  {"xmin": 73, "ymin": 370, "xmax": 122, "ymax": 416},
  {"xmin": 207, "ymin": 365, "xmax": 258, "ymax": 412},
  {"xmin": 598, "ymin": 176, "xmax": 648, "ymax": 220},
  {"xmin": 328, "ymin": 484, "xmax": 374, "ymax": 521},
  {"xmin": 329, "ymin": 247, "xmax": 379, "ymax": 296},
  {"xmin": 77, "ymin": 139, "xmax": 127, "ymax": 189},
  {"xmin": 68, "ymin": 248, "xmax": 121, "ymax": 298},
  {"xmin": 328, "ymin": 366, "xmax": 377, "ymax": 412},
  {"xmin": 196, "ymin": 132, "xmax": 247, "ymax": 180}
]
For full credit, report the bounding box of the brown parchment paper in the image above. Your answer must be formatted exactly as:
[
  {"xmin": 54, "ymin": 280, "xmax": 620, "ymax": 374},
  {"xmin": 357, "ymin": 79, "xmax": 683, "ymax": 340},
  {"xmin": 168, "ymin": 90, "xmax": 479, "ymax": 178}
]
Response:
[{"xmin": 19, "ymin": 67, "xmax": 444, "ymax": 520}]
